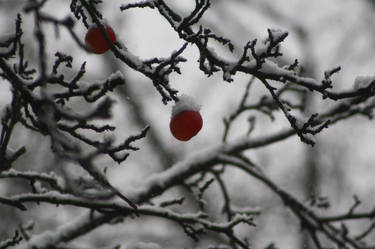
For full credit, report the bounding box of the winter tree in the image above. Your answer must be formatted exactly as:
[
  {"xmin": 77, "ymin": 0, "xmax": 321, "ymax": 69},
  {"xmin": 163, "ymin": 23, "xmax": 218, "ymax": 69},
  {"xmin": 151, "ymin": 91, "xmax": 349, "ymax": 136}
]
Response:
[{"xmin": 1, "ymin": 1, "xmax": 375, "ymax": 249}]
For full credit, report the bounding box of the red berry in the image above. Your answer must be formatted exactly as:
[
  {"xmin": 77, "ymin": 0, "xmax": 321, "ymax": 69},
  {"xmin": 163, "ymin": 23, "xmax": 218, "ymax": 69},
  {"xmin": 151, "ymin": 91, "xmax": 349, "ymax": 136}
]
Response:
[
  {"xmin": 170, "ymin": 110, "xmax": 203, "ymax": 141},
  {"xmin": 85, "ymin": 25, "xmax": 116, "ymax": 54}
]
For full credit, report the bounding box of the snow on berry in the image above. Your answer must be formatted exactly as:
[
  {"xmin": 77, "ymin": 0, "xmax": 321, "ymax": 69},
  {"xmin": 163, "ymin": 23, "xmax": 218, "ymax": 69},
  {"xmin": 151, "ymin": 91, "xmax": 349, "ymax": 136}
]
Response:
[
  {"xmin": 170, "ymin": 95, "xmax": 203, "ymax": 141},
  {"xmin": 85, "ymin": 24, "xmax": 116, "ymax": 54},
  {"xmin": 170, "ymin": 94, "xmax": 201, "ymax": 118}
]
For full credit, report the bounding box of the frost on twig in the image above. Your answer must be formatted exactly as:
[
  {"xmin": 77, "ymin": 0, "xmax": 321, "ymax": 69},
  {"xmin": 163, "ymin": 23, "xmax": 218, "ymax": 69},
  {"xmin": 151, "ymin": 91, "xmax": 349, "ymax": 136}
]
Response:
[
  {"xmin": 1, "ymin": 1, "xmax": 375, "ymax": 249},
  {"xmin": 0, "ymin": 7, "xmax": 149, "ymax": 212}
]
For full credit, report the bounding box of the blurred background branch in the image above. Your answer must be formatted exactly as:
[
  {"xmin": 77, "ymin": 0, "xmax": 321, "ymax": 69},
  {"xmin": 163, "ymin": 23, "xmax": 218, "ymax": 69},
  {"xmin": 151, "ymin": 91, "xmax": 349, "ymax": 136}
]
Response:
[{"xmin": 1, "ymin": 0, "xmax": 375, "ymax": 249}]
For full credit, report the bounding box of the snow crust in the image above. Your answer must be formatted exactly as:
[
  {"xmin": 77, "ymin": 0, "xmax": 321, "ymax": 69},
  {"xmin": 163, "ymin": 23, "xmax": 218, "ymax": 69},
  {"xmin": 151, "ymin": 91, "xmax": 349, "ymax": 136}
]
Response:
[
  {"xmin": 108, "ymin": 70, "xmax": 124, "ymax": 81},
  {"xmin": 353, "ymin": 75, "xmax": 375, "ymax": 90},
  {"xmin": 260, "ymin": 60, "xmax": 286, "ymax": 75},
  {"xmin": 171, "ymin": 94, "xmax": 201, "ymax": 118},
  {"xmin": 269, "ymin": 29, "xmax": 286, "ymax": 41},
  {"xmin": 78, "ymin": 81, "xmax": 91, "ymax": 92}
]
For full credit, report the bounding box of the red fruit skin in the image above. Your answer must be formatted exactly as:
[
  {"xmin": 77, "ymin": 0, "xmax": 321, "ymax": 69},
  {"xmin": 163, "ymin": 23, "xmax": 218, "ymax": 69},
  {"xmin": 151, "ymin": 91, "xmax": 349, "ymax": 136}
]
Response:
[
  {"xmin": 85, "ymin": 25, "xmax": 116, "ymax": 54},
  {"xmin": 170, "ymin": 111, "xmax": 203, "ymax": 141}
]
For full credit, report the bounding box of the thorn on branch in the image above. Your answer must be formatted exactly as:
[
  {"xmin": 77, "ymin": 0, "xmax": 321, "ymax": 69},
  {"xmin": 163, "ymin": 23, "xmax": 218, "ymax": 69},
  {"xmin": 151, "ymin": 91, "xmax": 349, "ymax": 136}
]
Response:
[
  {"xmin": 106, "ymin": 125, "xmax": 150, "ymax": 164},
  {"xmin": 52, "ymin": 52, "xmax": 73, "ymax": 74},
  {"xmin": 261, "ymin": 78, "xmax": 329, "ymax": 146},
  {"xmin": 159, "ymin": 197, "xmax": 185, "ymax": 207},
  {"xmin": 177, "ymin": 0, "xmax": 211, "ymax": 32},
  {"xmin": 249, "ymin": 39, "xmax": 266, "ymax": 70},
  {"xmin": 87, "ymin": 97, "xmax": 114, "ymax": 120},
  {"xmin": 290, "ymin": 112, "xmax": 330, "ymax": 146},
  {"xmin": 181, "ymin": 223, "xmax": 205, "ymax": 241},
  {"xmin": 224, "ymin": 41, "xmax": 252, "ymax": 81},
  {"xmin": 286, "ymin": 59, "xmax": 299, "ymax": 71},
  {"xmin": 203, "ymin": 28, "xmax": 234, "ymax": 52},
  {"xmin": 322, "ymin": 66, "xmax": 341, "ymax": 89},
  {"xmin": 0, "ymin": 196, "xmax": 27, "ymax": 211},
  {"xmin": 120, "ymin": 0, "xmax": 156, "ymax": 11},
  {"xmin": 308, "ymin": 194, "xmax": 331, "ymax": 209},
  {"xmin": 197, "ymin": 178, "xmax": 214, "ymax": 209},
  {"xmin": 266, "ymin": 28, "xmax": 288, "ymax": 57},
  {"xmin": 348, "ymin": 195, "xmax": 361, "ymax": 215},
  {"xmin": 154, "ymin": 42, "xmax": 188, "ymax": 77}
]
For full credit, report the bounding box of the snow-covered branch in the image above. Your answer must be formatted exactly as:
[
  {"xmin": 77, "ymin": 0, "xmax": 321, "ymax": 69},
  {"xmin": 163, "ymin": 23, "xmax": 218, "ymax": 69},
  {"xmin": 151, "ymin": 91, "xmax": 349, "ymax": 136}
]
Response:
[{"xmin": 1, "ymin": 1, "xmax": 375, "ymax": 249}]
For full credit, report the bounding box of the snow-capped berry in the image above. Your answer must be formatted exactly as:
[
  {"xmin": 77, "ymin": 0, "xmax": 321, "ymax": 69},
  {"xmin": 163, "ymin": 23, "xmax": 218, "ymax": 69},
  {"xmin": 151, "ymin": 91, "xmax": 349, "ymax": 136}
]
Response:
[
  {"xmin": 170, "ymin": 95, "xmax": 203, "ymax": 141},
  {"xmin": 85, "ymin": 24, "xmax": 116, "ymax": 54},
  {"xmin": 170, "ymin": 110, "xmax": 203, "ymax": 141}
]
